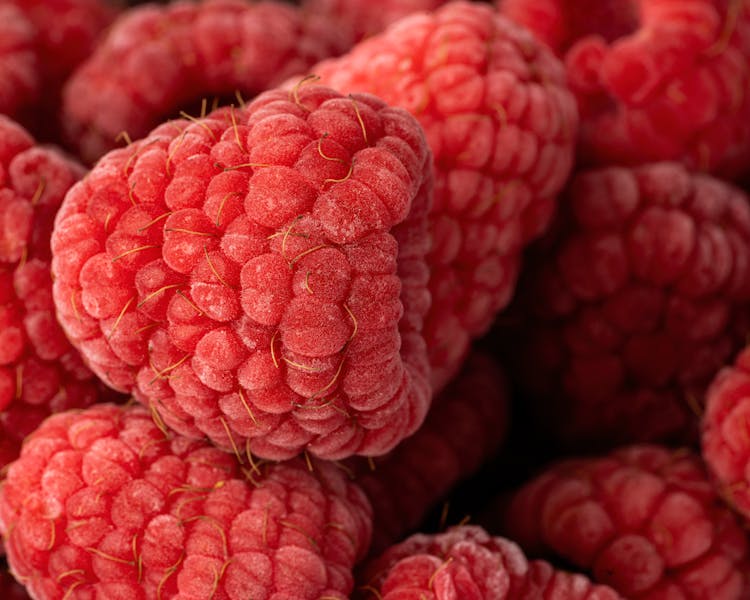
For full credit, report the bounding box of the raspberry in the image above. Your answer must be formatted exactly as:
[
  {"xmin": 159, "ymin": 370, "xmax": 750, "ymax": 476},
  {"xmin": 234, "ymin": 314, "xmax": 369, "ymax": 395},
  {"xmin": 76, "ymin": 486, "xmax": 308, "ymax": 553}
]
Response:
[
  {"xmin": 51, "ymin": 85, "xmax": 433, "ymax": 461},
  {"xmin": 0, "ymin": 403, "xmax": 372, "ymax": 600},
  {"xmin": 308, "ymin": 1, "xmax": 578, "ymax": 391},
  {"xmin": 299, "ymin": 0, "xmax": 448, "ymax": 46},
  {"xmin": 500, "ymin": 163, "xmax": 750, "ymax": 448},
  {"xmin": 358, "ymin": 525, "xmax": 621, "ymax": 599},
  {"xmin": 0, "ymin": 5, "xmax": 40, "ymax": 124},
  {"xmin": 346, "ymin": 351, "xmax": 509, "ymax": 554},
  {"xmin": 503, "ymin": 445, "xmax": 750, "ymax": 599},
  {"xmin": 702, "ymin": 346, "xmax": 750, "ymax": 522},
  {"xmin": 0, "ymin": 114, "xmax": 106, "ymax": 472},
  {"xmin": 498, "ymin": 0, "xmax": 750, "ymax": 177},
  {"xmin": 62, "ymin": 0, "xmax": 350, "ymax": 163},
  {"xmin": 5, "ymin": 0, "xmax": 117, "ymax": 141}
]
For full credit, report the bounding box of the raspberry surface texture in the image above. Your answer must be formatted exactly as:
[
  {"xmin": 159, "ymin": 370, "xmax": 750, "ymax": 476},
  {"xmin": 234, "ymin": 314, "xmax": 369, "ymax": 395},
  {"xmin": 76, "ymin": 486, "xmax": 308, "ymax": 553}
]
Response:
[
  {"xmin": 358, "ymin": 525, "xmax": 622, "ymax": 600},
  {"xmin": 500, "ymin": 162, "xmax": 750, "ymax": 448},
  {"xmin": 702, "ymin": 346, "xmax": 750, "ymax": 523},
  {"xmin": 308, "ymin": 0, "xmax": 578, "ymax": 391},
  {"xmin": 498, "ymin": 0, "xmax": 750, "ymax": 177},
  {"xmin": 0, "ymin": 5, "xmax": 40, "ymax": 124},
  {"xmin": 503, "ymin": 444, "xmax": 750, "ymax": 599},
  {"xmin": 51, "ymin": 85, "xmax": 433, "ymax": 461},
  {"xmin": 0, "ymin": 114, "xmax": 104, "ymax": 472},
  {"xmin": 0, "ymin": 403, "xmax": 373, "ymax": 600},
  {"xmin": 62, "ymin": 0, "xmax": 350, "ymax": 163},
  {"xmin": 299, "ymin": 0, "xmax": 449, "ymax": 46},
  {"xmin": 346, "ymin": 351, "xmax": 509, "ymax": 554}
]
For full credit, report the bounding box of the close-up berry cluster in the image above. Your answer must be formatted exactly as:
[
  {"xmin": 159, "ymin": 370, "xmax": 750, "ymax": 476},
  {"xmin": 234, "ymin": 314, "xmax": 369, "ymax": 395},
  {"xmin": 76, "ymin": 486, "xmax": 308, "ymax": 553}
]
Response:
[{"xmin": 2, "ymin": 0, "xmax": 750, "ymax": 599}]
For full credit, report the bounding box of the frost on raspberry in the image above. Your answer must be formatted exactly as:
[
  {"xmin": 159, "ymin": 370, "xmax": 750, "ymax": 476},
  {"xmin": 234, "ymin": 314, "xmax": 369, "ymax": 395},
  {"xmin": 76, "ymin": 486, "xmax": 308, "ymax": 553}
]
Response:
[
  {"xmin": 702, "ymin": 346, "xmax": 750, "ymax": 524},
  {"xmin": 345, "ymin": 351, "xmax": 509, "ymax": 554},
  {"xmin": 503, "ymin": 445, "xmax": 750, "ymax": 599},
  {"xmin": 62, "ymin": 0, "xmax": 350, "ymax": 164},
  {"xmin": 0, "ymin": 403, "xmax": 373, "ymax": 600},
  {"xmin": 499, "ymin": 162, "xmax": 750, "ymax": 449},
  {"xmin": 0, "ymin": 114, "xmax": 107, "ymax": 472},
  {"xmin": 51, "ymin": 84, "xmax": 433, "ymax": 461},
  {"xmin": 357, "ymin": 525, "xmax": 622, "ymax": 600},
  {"xmin": 308, "ymin": 1, "xmax": 578, "ymax": 391},
  {"xmin": 498, "ymin": 0, "xmax": 750, "ymax": 177}
]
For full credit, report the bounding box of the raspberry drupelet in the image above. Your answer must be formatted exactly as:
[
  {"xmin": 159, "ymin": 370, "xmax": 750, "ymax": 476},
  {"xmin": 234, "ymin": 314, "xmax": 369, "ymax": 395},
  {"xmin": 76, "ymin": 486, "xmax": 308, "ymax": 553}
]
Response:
[
  {"xmin": 0, "ymin": 114, "xmax": 105, "ymax": 472},
  {"xmin": 500, "ymin": 162, "xmax": 750, "ymax": 449},
  {"xmin": 346, "ymin": 351, "xmax": 509, "ymax": 554},
  {"xmin": 503, "ymin": 445, "xmax": 750, "ymax": 599},
  {"xmin": 0, "ymin": 403, "xmax": 373, "ymax": 600},
  {"xmin": 357, "ymin": 525, "xmax": 622, "ymax": 600},
  {"xmin": 62, "ymin": 0, "xmax": 350, "ymax": 164},
  {"xmin": 702, "ymin": 346, "xmax": 750, "ymax": 523},
  {"xmin": 51, "ymin": 84, "xmax": 434, "ymax": 461},
  {"xmin": 308, "ymin": 1, "xmax": 578, "ymax": 391},
  {"xmin": 498, "ymin": 0, "xmax": 750, "ymax": 177}
]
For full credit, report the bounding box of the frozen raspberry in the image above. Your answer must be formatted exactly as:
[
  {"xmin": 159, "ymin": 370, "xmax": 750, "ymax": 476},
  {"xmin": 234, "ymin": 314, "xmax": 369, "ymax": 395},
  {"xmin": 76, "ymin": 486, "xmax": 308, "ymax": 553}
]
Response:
[
  {"xmin": 51, "ymin": 85, "xmax": 433, "ymax": 461},
  {"xmin": 500, "ymin": 162, "xmax": 750, "ymax": 449},
  {"xmin": 702, "ymin": 346, "xmax": 750, "ymax": 523},
  {"xmin": 346, "ymin": 351, "xmax": 509, "ymax": 554},
  {"xmin": 6, "ymin": 0, "xmax": 118, "ymax": 142},
  {"xmin": 308, "ymin": 1, "xmax": 578, "ymax": 391},
  {"xmin": 498, "ymin": 0, "xmax": 750, "ymax": 177},
  {"xmin": 300, "ymin": 0, "xmax": 449, "ymax": 46},
  {"xmin": 357, "ymin": 525, "xmax": 621, "ymax": 600},
  {"xmin": 503, "ymin": 445, "xmax": 750, "ymax": 599},
  {"xmin": 0, "ymin": 114, "xmax": 107, "ymax": 472},
  {"xmin": 62, "ymin": 0, "xmax": 350, "ymax": 163},
  {"xmin": 0, "ymin": 403, "xmax": 372, "ymax": 600},
  {"xmin": 0, "ymin": 5, "xmax": 40, "ymax": 123}
]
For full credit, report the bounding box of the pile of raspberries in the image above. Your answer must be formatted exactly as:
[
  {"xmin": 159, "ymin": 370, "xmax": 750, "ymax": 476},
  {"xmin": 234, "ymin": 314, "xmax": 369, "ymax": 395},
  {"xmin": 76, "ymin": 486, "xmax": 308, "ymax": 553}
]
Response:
[{"xmin": 3, "ymin": 0, "xmax": 750, "ymax": 598}]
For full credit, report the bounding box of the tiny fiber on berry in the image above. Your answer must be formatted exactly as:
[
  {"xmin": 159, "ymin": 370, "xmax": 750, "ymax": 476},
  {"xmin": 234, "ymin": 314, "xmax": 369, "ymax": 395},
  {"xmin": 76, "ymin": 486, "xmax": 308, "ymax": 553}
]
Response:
[
  {"xmin": 358, "ymin": 525, "xmax": 622, "ymax": 599},
  {"xmin": 308, "ymin": 0, "xmax": 579, "ymax": 391},
  {"xmin": 0, "ymin": 114, "xmax": 108, "ymax": 472},
  {"xmin": 0, "ymin": 403, "xmax": 373, "ymax": 599},
  {"xmin": 62, "ymin": 0, "xmax": 350, "ymax": 163},
  {"xmin": 52, "ymin": 84, "xmax": 434, "ymax": 461}
]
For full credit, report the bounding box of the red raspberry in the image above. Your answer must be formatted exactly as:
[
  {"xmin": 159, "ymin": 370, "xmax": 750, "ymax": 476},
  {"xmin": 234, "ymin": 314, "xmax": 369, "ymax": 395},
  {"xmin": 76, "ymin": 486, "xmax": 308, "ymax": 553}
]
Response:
[
  {"xmin": 503, "ymin": 445, "xmax": 750, "ymax": 599},
  {"xmin": 0, "ymin": 114, "xmax": 106, "ymax": 472},
  {"xmin": 358, "ymin": 525, "xmax": 622, "ymax": 599},
  {"xmin": 299, "ymin": 0, "xmax": 449, "ymax": 45},
  {"xmin": 0, "ymin": 5, "xmax": 40, "ymax": 124},
  {"xmin": 702, "ymin": 346, "xmax": 750, "ymax": 523},
  {"xmin": 0, "ymin": 403, "xmax": 372, "ymax": 600},
  {"xmin": 346, "ymin": 351, "xmax": 509, "ymax": 554},
  {"xmin": 498, "ymin": 0, "xmax": 750, "ymax": 177},
  {"xmin": 5, "ymin": 0, "xmax": 117, "ymax": 141},
  {"xmin": 502, "ymin": 163, "xmax": 750, "ymax": 448},
  {"xmin": 308, "ymin": 1, "xmax": 578, "ymax": 391},
  {"xmin": 51, "ymin": 85, "xmax": 433, "ymax": 461},
  {"xmin": 62, "ymin": 0, "xmax": 350, "ymax": 163}
]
